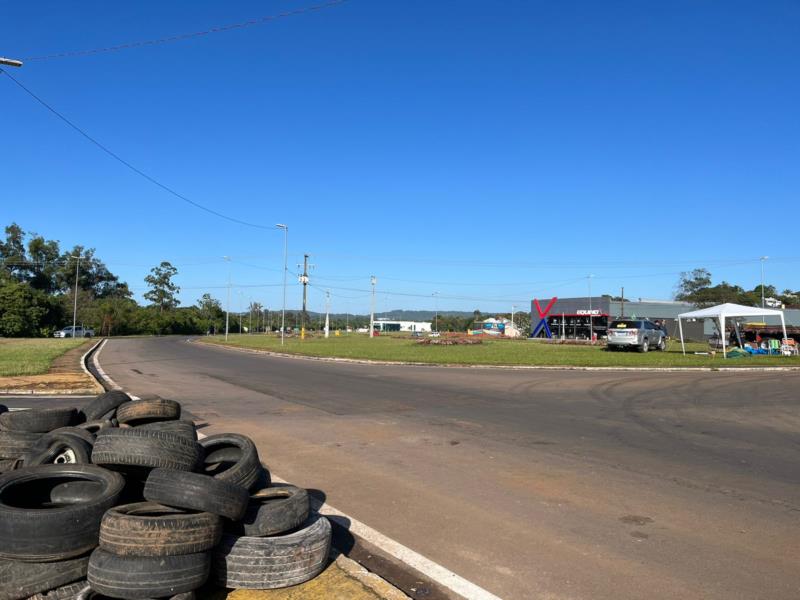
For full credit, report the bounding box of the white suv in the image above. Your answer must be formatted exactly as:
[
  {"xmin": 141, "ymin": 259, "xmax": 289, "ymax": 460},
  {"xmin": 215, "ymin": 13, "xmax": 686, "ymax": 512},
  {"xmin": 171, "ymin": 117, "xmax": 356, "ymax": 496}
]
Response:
[{"xmin": 54, "ymin": 326, "xmax": 94, "ymax": 338}]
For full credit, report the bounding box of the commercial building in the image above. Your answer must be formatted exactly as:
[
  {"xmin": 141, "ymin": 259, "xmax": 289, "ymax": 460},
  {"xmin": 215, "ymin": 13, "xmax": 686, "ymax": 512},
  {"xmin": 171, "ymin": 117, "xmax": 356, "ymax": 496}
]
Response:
[{"xmin": 373, "ymin": 319, "xmax": 432, "ymax": 333}]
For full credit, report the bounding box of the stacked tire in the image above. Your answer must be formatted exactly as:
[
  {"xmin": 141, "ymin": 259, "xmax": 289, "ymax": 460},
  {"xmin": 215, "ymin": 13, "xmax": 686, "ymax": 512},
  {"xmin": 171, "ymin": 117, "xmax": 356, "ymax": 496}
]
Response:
[{"xmin": 0, "ymin": 392, "xmax": 332, "ymax": 599}]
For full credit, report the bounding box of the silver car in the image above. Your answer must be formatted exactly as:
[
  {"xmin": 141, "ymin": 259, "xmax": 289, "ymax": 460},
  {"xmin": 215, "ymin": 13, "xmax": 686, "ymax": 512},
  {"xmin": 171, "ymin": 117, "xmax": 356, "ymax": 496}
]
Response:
[
  {"xmin": 54, "ymin": 325, "xmax": 94, "ymax": 338},
  {"xmin": 607, "ymin": 319, "xmax": 666, "ymax": 352}
]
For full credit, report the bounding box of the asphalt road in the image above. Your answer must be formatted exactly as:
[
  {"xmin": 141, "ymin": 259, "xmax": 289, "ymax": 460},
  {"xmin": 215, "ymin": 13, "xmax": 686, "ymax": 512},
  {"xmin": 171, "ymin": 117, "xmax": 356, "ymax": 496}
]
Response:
[{"xmin": 93, "ymin": 337, "xmax": 799, "ymax": 600}]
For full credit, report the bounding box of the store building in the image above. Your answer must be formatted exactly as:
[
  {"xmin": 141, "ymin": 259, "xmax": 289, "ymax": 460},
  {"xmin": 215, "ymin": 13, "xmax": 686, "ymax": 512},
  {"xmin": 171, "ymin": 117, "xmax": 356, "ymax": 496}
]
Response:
[
  {"xmin": 531, "ymin": 297, "xmax": 701, "ymax": 340},
  {"xmin": 373, "ymin": 319, "xmax": 432, "ymax": 333}
]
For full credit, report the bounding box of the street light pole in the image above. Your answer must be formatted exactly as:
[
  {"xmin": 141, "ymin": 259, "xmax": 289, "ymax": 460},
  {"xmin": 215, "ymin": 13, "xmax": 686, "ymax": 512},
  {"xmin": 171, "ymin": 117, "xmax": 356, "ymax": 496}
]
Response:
[
  {"xmin": 588, "ymin": 274, "xmax": 594, "ymax": 342},
  {"xmin": 276, "ymin": 224, "xmax": 288, "ymax": 346},
  {"xmin": 433, "ymin": 291, "xmax": 439, "ymax": 333},
  {"xmin": 223, "ymin": 256, "xmax": 231, "ymax": 341},
  {"xmin": 370, "ymin": 276, "xmax": 377, "ymax": 338},
  {"xmin": 72, "ymin": 255, "xmax": 80, "ymax": 336},
  {"xmin": 324, "ymin": 290, "xmax": 331, "ymax": 339},
  {"xmin": 760, "ymin": 256, "xmax": 768, "ymax": 309},
  {"xmin": 511, "ymin": 304, "xmax": 517, "ymax": 335},
  {"xmin": 0, "ymin": 57, "xmax": 23, "ymax": 68}
]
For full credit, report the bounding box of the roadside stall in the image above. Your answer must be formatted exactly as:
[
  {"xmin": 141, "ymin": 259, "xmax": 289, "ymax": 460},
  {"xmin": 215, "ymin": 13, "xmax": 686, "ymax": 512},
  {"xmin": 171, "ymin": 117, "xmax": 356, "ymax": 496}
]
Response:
[{"xmin": 676, "ymin": 303, "xmax": 789, "ymax": 358}]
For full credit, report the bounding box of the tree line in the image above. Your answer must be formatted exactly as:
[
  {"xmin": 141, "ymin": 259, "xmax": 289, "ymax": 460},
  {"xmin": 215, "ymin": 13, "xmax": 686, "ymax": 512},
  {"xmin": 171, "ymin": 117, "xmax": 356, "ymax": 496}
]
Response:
[{"xmin": 675, "ymin": 268, "xmax": 798, "ymax": 308}]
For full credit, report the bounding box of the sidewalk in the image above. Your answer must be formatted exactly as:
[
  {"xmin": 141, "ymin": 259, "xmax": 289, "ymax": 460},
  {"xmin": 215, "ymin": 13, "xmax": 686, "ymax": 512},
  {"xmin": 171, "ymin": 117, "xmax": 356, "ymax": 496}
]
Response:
[
  {"xmin": 0, "ymin": 339, "xmax": 103, "ymax": 395},
  {"xmin": 214, "ymin": 552, "xmax": 410, "ymax": 599}
]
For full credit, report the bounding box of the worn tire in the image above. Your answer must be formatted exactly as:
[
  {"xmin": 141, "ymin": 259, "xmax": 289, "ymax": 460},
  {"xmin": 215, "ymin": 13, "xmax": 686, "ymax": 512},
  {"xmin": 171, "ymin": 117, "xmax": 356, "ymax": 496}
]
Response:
[
  {"xmin": 0, "ymin": 431, "xmax": 42, "ymax": 459},
  {"xmin": 200, "ymin": 434, "xmax": 261, "ymax": 491},
  {"xmin": 143, "ymin": 469, "xmax": 248, "ymax": 520},
  {"xmin": 0, "ymin": 465, "xmax": 124, "ymax": 562},
  {"xmin": 28, "ymin": 580, "xmax": 89, "ymax": 600},
  {"xmin": 49, "ymin": 481, "xmax": 105, "ymax": 505},
  {"xmin": 91, "ymin": 428, "xmax": 201, "ymax": 472},
  {"xmin": 116, "ymin": 399, "xmax": 180, "ymax": 426},
  {"xmin": 87, "ymin": 548, "xmax": 209, "ymax": 599},
  {"xmin": 79, "ymin": 391, "xmax": 131, "ymax": 423},
  {"xmin": 136, "ymin": 420, "xmax": 197, "ymax": 441},
  {"xmin": 213, "ymin": 514, "xmax": 331, "ymax": 589},
  {"xmin": 230, "ymin": 484, "xmax": 310, "ymax": 537},
  {"xmin": 75, "ymin": 420, "xmax": 113, "ymax": 435},
  {"xmin": 21, "ymin": 436, "xmax": 92, "ymax": 467},
  {"xmin": 0, "ymin": 459, "xmax": 17, "ymax": 474},
  {"xmin": 77, "ymin": 589, "xmax": 193, "ymax": 600},
  {"xmin": 0, "ymin": 555, "xmax": 89, "ymax": 600},
  {"xmin": 0, "ymin": 408, "xmax": 77, "ymax": 434},
  {"xmin": 99, "ymin": 502, "xmax": 221, "ymax": 557}
]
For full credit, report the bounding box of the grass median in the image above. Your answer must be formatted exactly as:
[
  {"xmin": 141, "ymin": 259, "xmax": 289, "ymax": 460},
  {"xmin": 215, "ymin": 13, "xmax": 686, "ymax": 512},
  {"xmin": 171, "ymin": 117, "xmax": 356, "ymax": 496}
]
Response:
[
  {"xmin": 199, "ymin": 334, "xmax": 800, "ymax": 368},
  {"xmin": 0, "ymin": 338, "xmax": 89, "ymax": 376}
]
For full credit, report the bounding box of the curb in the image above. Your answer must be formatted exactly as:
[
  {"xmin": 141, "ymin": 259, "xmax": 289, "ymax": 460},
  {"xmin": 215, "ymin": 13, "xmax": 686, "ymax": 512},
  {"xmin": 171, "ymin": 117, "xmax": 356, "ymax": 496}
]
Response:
[
  {"xmin": 195, "ymin": 339, "xmax": 800, "ymax": 373},
  {"xmin": 0, "ymin": 339, "xmax": 106, "ymax": 396}
]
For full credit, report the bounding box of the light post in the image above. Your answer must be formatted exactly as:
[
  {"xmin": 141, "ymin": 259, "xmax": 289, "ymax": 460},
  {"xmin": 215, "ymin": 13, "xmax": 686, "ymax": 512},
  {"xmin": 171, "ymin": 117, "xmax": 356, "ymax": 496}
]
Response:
[
  {"xmin": 511, "ymin": 304, "xmax": 517, "ymax": 336},
  {"xmin": 276, "ymin": 224, "xmax": 288, "ymax": 346},
  {"xmin": 324, "ymin": 290, "xmax": 331, "ymax": 338},
  {"xmin": 369, "ymin": 276, "xmax": 377, "ymax": 338},
  {"xmin": 433, "ymin": 291, "xmax": 439, "ymax": 333},
  {"xmin": 223, "ymin": 256, "xmax": 231, "ymax": 341},
  {"xmin": 760, "ymin": 256, "xmax": 768, "ymax": 309},
  {"xmin": 588, "ymin": 274, "xmax": 594, "ymax": 342},
  {"xmin": 72, "ymin": 255, "xmax": 80, "ymax": 337},
  {"xmin": 0, "ymin": 57, "xmax": 23, "ymax": 68}
]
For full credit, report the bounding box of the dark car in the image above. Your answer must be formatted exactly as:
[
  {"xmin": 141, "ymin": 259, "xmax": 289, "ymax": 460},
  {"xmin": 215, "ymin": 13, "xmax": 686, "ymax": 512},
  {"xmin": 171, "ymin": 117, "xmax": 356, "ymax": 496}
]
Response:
[{"xmin": 607, "ymin": 319, "xmax": 666, "ymax": 352}]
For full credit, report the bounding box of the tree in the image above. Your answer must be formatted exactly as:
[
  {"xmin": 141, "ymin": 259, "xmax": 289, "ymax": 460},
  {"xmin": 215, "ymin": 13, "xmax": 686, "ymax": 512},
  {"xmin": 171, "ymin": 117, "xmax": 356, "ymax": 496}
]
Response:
[
  {"xmin": 144, "ymin": 262, "xmax": 180, "ymax": 314},
  {"xmin": 675, "ymin": 268, "xmax": 712, "ymax": 301},
  {"xmin": 197, "ymin": 293, "xmax": 223, "ymax": 334}
]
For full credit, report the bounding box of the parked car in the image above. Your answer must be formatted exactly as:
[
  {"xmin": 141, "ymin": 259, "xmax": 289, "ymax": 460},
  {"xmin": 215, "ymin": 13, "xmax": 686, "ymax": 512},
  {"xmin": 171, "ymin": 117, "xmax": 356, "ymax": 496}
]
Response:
[
  {"xmin": 606, "ymin": 319, "xmax": 665, "ymax": 352},
  {"xmin": 54, "ymin": 325, "xmax": 95, "ymax": 338}
]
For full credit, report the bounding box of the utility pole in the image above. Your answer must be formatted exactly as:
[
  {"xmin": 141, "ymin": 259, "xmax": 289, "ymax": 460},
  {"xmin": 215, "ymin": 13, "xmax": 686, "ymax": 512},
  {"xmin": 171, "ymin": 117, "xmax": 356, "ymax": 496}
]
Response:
[
  {"xmin": 370, "ymin": 276, "xmax": 377, "ymax": 338},
  {"xmin": 298, "ymin": 254, "xmax": 314, "ymax": 329},
  {"xmin": 620, "ymin": 286, "xmax": 625, "ymax": 318},
  {"xmin": 223, "ymin": 256, "xmax": 231, "ymax": 341},
  {"xmin": 324, "ymin": 290, "xmax": 331, "ymax": 338},
  {"xmin": 72, "ymin": 255, "xmax": 80, "ymax": 336},
  {"xmin": 276, "ymin": 225, "xmax": 288, "ymax": 346},
  {"xmin": 760, "ymin": 256, "xmax": 768, "ymax": 309},
  {"xmin": 248, "ymin": 299, "xmax": 252, "ymax": 334}
]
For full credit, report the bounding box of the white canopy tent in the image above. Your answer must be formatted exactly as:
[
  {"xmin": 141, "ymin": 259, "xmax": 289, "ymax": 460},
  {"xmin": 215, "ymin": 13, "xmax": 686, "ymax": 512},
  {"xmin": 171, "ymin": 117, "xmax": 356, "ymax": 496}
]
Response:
[{"xmin": 677, "ymin": 303, "xmax": 788, "ymax": 358}]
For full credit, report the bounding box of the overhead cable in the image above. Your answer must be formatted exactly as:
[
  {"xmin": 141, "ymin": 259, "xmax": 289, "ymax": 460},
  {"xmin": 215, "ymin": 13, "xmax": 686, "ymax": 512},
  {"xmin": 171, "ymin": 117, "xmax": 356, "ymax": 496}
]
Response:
[
  {"xmin": 1, "ymin": 68, "xmax": 276, "ymax": 231},
  {"xmin": 22, "ymin": 1, "xmax": 349, "ymax": 62}
]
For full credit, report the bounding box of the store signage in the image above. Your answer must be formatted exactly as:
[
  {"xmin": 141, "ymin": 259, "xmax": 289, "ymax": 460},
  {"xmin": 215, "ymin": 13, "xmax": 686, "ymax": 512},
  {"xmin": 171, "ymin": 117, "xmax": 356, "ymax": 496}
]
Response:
[
  {"xmin": 532, "ymin": 297, "xmax": 557, "ymax": 338},
  {"xmin": 576, "ymin": 309, "xmax": 601, "ymax": 315}
]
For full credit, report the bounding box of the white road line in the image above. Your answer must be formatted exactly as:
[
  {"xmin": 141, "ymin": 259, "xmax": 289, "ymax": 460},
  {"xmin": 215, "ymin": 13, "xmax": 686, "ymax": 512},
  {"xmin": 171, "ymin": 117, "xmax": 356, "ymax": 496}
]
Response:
[
  {"xmin": 91, "ymin": 339, "xmax": 121, "ymax": 390},
  {"xmin": 95, "ymin": 340, "xmax": 503, "ymax": 600}
]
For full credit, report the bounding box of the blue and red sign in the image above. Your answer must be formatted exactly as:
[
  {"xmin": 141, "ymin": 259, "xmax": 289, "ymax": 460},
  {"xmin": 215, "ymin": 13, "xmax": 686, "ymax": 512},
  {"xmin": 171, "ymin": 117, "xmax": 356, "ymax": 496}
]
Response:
[{"xmin": 531, "ymin": 297, "xmax": 557, "ymax": 338}]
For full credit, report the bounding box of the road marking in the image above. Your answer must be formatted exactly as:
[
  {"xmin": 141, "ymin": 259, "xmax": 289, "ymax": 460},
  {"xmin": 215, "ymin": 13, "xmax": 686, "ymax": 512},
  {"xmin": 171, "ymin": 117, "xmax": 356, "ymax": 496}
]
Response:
[
  {"xmin": 95, "ymin": 340, "xmax": 503, "ymax": 600},
  {"xmin": 91, "ymin": 339, "xmax": 122, "ymax": 390}
]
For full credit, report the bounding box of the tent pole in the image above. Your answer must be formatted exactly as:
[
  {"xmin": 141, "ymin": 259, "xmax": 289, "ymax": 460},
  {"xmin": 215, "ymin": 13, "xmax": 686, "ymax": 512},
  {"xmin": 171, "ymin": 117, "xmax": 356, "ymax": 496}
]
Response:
[
  {"xmin": 679, "ymin": 317, "xmax": 686, "ymax": 355},
  {"xmin": 721, "ymin": 316, "xmax": 727, "ymax": 358}
]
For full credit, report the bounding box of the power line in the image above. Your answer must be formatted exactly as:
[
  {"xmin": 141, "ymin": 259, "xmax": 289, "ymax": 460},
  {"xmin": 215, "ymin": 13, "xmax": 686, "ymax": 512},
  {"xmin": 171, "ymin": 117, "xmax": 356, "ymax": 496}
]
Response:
[
  {"xmin": 1, "ymin": 68, "xmax": 276, "ymax": 231},
  {"xmin": 22, "ymin": 1, "xmax": 349, "ymax": 62}
]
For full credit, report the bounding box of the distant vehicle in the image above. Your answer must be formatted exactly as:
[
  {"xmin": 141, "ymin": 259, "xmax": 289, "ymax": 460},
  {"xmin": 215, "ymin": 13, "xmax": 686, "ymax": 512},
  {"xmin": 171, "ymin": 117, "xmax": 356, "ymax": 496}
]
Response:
[
  {"xmin": 606, "ymin": 319, "xmax": 665, "ymax": 352},
  {"xmin": 764, "ymin": 297, "xmax": 782, "ymax": 308},
  {"xmin": 429, "ymin": 331, "xmax": 441, "ymax": 338},
  {"xmin": 54, "ymin": 325, "xmax": 94, "ymax": 338}
]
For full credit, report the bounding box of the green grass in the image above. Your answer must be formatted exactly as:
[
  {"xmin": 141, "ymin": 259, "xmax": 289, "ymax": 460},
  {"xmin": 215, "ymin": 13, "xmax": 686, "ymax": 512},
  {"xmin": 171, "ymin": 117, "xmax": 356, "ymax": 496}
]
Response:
[
  {"xmin": 200, "ymin": 334, "xmax": 800, "ymax": 368},
  {"xmin": 0, "ymin": 338, "xmax": 88, "ymax": 377}
]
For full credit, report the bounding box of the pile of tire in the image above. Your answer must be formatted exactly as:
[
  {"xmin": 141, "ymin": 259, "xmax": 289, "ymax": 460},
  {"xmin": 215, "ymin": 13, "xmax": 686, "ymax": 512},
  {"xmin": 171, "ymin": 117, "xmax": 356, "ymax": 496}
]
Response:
[{"xmin": 0, "ymin": 392, "xmax": 331, "ymax": 600}]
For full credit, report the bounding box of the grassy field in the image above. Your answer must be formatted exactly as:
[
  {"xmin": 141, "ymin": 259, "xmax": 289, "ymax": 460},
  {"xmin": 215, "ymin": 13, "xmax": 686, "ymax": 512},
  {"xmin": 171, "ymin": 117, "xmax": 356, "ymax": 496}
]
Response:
[
  {"xmin": 200, "ymin": 334, "xmax": 800, "ymax": 368},
  {"xmin": 0, "ymin": 338, "xmax": 89, "ymax": 377}
]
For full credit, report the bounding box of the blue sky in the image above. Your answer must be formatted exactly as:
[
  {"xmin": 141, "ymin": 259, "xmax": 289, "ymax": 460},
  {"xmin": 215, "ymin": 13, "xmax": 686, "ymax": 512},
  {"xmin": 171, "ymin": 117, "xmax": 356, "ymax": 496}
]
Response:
[{"xmin": 2, "ymin": 1, "xmax": 798, "ymax": 315}]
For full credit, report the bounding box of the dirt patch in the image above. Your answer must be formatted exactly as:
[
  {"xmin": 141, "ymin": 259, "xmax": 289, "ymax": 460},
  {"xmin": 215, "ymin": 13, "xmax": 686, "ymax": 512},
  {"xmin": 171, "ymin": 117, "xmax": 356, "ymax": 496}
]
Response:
[{"xmin": 0, "ymin": 340, "xmax": 101, "ymax": 394}]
